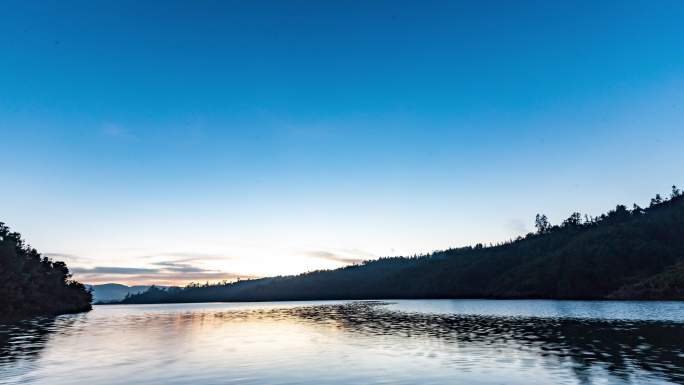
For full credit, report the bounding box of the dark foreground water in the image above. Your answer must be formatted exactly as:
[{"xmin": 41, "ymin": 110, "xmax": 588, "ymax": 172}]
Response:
[{"xmin": 1, "ymin": 300, "xmax": 684, "ymax": 385}]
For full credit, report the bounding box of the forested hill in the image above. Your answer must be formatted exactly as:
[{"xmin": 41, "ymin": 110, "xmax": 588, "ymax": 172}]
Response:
[
  {"xmin": 121, "ymin": 187, "xmax": 684, "ymax": 304},
  {"xmin": 0, "ymin": 223, "xmax": 91, "ymax": 321}
]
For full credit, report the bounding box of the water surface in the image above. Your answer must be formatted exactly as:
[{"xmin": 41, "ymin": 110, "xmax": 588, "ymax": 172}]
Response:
[{"xmin": 1, "ymin": 300, "xmax": 683, "ymax": 385}]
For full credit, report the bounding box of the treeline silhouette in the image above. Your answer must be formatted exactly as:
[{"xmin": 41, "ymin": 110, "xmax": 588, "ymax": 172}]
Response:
[
  {"xmin": 121, "ymin": 186, "xmax": 684, "ymax": 304},
  {"xmin": 0, "ymin": 223, "xmax": 91, "ymax": 321}
]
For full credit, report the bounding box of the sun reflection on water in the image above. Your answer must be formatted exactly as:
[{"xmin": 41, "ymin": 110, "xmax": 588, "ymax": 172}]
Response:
[{"xmin": 1, "ymin": 301, "xmax": 683, "ymax": 385}]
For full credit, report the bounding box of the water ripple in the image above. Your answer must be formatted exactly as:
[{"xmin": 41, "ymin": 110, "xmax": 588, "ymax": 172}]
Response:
[{"xmin": 1, "ymin": 301, "xmax": 683, "ymax": 385}]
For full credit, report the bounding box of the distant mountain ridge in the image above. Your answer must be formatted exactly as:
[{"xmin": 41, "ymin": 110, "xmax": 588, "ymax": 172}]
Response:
[
  {"xmin": 120, "ymin": 187, "xmax": 684, "ymax": 304},
  {"xmin": 87, "ymin": 284, "xmax": 171, "ymax": 303}
]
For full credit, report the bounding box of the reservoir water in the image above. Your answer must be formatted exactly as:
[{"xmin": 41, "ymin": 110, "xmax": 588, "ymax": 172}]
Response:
[{"xmin": 1, "ymin": 300, "xmax": 683, "ymax": 384}]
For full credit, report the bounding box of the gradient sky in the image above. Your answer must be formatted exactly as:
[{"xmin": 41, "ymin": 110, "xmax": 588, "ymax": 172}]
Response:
[{"xmin": 1, "ymin": 0, "xmax": 683, "ymax": 285}]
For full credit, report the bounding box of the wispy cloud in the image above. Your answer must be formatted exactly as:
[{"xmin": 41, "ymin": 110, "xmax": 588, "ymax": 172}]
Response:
[
  {"xmin": 304, "ymin": 250, "xmax": 369, "ymax": 264},
  {"xmin": 79, "ymin": 271, "xmax": 250, "ymax": 286},
  {"xmin": 71, "ymin": 266, "xmax": 159, "ymax": 275},
  {"xmin": 138, "ymin": 251, "xmax": 233, "ymax": 262},
  {"xmin": 42, "ymin": 252, "xmax": 91, "ymax": 263},
  {"xmin": 71, "ymin": 260, "xmax": 251, "ymax": 286},
  {"xmin": 151, "ymin": 261, "xmax": 209, "ymax": 273}
]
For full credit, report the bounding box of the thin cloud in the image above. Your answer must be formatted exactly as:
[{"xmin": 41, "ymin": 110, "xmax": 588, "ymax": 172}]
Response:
[
  {"xmin": 71, "ymin": 266, "xmax": 159, "ymax": 275},
  {"xmin": 304, "ymin": 250, "xmax": 367, "ymax": 264},
  {"xmin": 42, "ymin": 252, "xmax": 91, "ymax": 263},
  {"xmin": 70, "ymin": 260, "xmax": 250, "ymax": 286},
  {"xmin": 71, "ymin": 261, "xmax": 218, "ymax": 276},
  {"xmin": 138, "ymin": 251, "xmax": 233, "ymax": 262},
  {"xmin": 78, "ymin": 271, "xmax": 252, "ymax": 286},
  {"xmin": 152, "ymin": 261, "xmax": 209, "ymax": 273}
]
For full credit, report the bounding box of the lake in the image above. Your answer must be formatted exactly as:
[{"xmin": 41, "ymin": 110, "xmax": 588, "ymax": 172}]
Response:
[{"xmin": 1, "ymin": 300, "xmax": 683, "ymax": 384}]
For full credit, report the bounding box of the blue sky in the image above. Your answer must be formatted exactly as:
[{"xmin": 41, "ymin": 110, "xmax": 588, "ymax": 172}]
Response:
[{"xmin": 1, "ymin": 0, "xmax": 683, "ymax": 285}]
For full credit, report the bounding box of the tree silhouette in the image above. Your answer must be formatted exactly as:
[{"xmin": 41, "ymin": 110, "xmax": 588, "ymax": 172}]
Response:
[
  {"xmin": 535, "ymin": 214, "xmax": 551, "ymax": 234},
  {"xmin": 0, "ymin": 222, "xmax": 91, "ymax": 321},
  {"xmin": 121, "ymin": 185, "xmax": 684, "ymax": 303},
  {"xmin": 562, "ymin": 212, "xmax": 582, "ymax": 227},
  {"xmin": 651, "ymin": 193, "xmax": 663, "ymax": 207}
]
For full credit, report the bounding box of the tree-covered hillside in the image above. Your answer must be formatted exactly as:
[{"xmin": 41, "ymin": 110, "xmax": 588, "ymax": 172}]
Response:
[
  {"xmin": 87, "ymin": 283, "xmax": 170, "ymax": 303},
  {"xmin": 0, "ymin": 223, "xmax": 92, "ymax": 321},
  {"xmin": 122, "ymin": 186, "xmax": 684, "ymax": 304}
]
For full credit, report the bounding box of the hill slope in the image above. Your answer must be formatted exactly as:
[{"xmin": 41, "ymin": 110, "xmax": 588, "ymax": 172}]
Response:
[
  {"xmin": 122, "ymin": 189, "xmax": 684, "ymax": 304},
  {"xmin": 87, "ymin": 284, "xmax": 170, "ymax": 303},
  {"xmin": 0, "ymin": 223, "xmax": 92, "ymax": 321}
]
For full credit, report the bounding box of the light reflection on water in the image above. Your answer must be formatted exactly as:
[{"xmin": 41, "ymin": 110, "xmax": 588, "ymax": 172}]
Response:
[{"xmin": 1, "ymin": 300, "xmax": 683, "ymax": 385}]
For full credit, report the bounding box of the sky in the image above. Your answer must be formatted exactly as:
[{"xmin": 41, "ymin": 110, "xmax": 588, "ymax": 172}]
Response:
[{"xmin": 1, "ymin": 0, "xmax": 683, "ymax": 286}]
